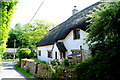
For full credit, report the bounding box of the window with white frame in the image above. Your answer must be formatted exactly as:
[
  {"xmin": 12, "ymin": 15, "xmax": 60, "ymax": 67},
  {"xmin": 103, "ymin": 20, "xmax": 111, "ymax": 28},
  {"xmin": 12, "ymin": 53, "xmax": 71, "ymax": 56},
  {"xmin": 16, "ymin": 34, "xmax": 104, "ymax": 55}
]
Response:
[
  {"xmin": 48, "ymin": 51, "xmax": 52, "ymax": 58},
  {"xmin": 38, "ymin": 50, "xmax": 41, "ymax": 56}
]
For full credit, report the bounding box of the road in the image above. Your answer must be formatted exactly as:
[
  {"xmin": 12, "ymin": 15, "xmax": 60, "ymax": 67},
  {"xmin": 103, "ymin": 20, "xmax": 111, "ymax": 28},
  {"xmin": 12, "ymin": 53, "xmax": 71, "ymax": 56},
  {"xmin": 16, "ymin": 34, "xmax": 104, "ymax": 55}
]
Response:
[{"xmin": 0, "ymin": 62, "xmax": 28, "ymax": 80}]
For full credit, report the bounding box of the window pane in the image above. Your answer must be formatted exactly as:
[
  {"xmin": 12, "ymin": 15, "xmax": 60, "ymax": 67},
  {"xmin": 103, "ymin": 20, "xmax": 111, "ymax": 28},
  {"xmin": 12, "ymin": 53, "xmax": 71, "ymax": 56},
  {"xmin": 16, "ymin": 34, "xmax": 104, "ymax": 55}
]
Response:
[
  {"xmin": 48, "ymin": 51, "xmax": 52, "ymax": 58},
  {"xmin": 39, "ymin": 51, "xmax": 41, "ymax": 56},
  {"xmin": 77, "ymin": 30, "xmax": 80, "ymax": 39},
  {"xmin": 73, "ymin": 29, "xmax": 80, "ymax": 39}
]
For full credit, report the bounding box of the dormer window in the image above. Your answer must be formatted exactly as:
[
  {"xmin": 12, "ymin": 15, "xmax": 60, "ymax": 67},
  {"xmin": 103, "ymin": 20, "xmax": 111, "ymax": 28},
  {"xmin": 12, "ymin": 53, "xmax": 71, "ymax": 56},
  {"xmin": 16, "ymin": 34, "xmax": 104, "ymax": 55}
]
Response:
[{"xmin": 73, "ymin": 29, "xmax": 80, "ymax": 39}]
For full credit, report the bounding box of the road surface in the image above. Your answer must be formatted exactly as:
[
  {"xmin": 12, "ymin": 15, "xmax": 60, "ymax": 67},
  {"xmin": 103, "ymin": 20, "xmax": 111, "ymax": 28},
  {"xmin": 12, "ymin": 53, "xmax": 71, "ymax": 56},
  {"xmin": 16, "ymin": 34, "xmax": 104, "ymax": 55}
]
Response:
[{"xmin": 0, "ymin": 62, "xmax": 28, "ymax": 80}]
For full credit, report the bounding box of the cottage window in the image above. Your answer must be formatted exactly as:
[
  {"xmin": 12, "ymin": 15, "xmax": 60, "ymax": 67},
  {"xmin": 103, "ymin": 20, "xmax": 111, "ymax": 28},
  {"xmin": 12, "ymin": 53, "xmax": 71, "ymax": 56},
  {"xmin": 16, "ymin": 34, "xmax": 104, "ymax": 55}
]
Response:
[
  {"xmin": 73, "ymin": 29, "xmax": 80, "ymax": 39},
  {"xmin": 38, "ymin": 50, "xmax": 41, "ymax": 56},
  {"xmin": 48, "ymin": 51, "xmax": 52, "ymax": 58}
]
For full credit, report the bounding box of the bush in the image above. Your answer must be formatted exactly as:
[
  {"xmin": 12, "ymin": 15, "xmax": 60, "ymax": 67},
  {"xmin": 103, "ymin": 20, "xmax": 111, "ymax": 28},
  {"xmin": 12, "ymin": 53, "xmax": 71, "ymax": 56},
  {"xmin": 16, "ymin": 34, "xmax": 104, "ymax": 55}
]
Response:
[
  {"xmin": 50, "ymin": 59, "xmax": 59, "ymax": 66},
  {"xmin": 60, "ymin": 59, "xmax": 69, "ymax": 66},
  {"xmin": 2, "ymin": 52, "xmax": 17, "ymax": 59},
  {"xmin": 29, "ymin": 52, "xmax": 37, "ymax": 58},
  {"xmin": 75, "ymin": 46, "xmax": 120, "ymax": 80},
  {"xmin": 18, "ymin": 48, "xmax": 31, "ymax": 58},
  {"xmin": 17, "ymin": 48, "xmax": 31, "ymax": 67}
]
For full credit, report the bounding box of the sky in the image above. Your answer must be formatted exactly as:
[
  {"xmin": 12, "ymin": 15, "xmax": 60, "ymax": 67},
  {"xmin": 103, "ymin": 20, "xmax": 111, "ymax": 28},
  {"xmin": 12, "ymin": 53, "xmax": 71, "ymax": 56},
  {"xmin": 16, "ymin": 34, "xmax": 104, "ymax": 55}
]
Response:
[{"xmin": 11, "ymin": 0, "xmax": 100, "ymax": 28}]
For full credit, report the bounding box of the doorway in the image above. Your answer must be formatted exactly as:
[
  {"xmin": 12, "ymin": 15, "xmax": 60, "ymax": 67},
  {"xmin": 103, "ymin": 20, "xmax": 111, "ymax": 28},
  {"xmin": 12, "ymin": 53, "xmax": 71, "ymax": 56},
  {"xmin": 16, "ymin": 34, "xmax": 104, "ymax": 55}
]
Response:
[{"xmin": 55, "ymin": 52, "xmax": 57, "ymax": 59}]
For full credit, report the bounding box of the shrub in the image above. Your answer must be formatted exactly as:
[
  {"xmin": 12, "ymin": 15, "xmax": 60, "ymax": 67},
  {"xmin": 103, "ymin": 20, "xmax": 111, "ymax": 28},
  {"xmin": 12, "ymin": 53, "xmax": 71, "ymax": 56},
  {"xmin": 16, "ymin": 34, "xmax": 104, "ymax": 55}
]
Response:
[
  {"xmin": 60, "ymin": 59, "xmax": 69, "ymax": 66},
  {"xmin": 2, "ymin": 52, "xmax": 17, "ymax": 59},
  {"xmin": 18, "ymin": 48, "xmax": 31, "ymax": 58},
  {"xmin": 18, "ymin": 48, "xmax": 31, "ymax": 67},
  {"xmin": 29, "ymin": 52, "xmax": 37, "ymax": 58},
  {"xmin": 75, "ymin": 47, "xmax": 120, "ymax": 80},
  {"xmin": 50, "ymin": 59, "xmax": 59, "ymax": 66},
  {"xmin": 26, "ymin": 68, "xmax": 30, "ymax": 73}
]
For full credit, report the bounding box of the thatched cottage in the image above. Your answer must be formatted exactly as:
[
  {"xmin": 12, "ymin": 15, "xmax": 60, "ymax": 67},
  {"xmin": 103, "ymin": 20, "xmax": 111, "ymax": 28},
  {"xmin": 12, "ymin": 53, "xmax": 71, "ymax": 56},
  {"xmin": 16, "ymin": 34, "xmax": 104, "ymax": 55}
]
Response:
[{"xmin": 36, "ymin": 2, "xmax": 101, "ymax": 62}]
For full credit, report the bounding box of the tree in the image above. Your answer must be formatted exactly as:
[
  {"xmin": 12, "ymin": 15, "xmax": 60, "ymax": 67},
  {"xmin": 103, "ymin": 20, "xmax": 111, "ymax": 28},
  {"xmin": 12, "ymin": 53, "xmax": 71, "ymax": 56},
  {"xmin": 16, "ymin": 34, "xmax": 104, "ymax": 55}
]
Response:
[
  {"xmin": 86, "ymin": 2, "xmax": 120, "ymax": 54},
  {"xmin": 7, "ymin": 23, "xmax": 28, "ymax": 48},
  {"xmin": 18, "ymin": 48, "xmax": 31, "ymax": 67},
  {"xmin": 7, "ymin": 20, "xmax": 56, "ymax": 48},
  {"xmin": 23, "ymin": 20, "xmax": 56, "ymax": 47},
  {"xmin": 75, "ymin": 2, "xmax": 120, "ymax": 80},
  {"xmin": 0, "ymin": 1, "xmax": 17, "ymax": 57}
]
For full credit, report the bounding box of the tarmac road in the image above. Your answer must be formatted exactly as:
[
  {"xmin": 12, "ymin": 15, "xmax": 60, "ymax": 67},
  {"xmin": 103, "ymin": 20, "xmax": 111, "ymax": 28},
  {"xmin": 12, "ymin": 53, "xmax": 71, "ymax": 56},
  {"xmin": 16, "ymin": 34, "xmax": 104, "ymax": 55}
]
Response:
[{"xmin": 0, "ymin": 62, "xmax": 28, "ymax": 80}]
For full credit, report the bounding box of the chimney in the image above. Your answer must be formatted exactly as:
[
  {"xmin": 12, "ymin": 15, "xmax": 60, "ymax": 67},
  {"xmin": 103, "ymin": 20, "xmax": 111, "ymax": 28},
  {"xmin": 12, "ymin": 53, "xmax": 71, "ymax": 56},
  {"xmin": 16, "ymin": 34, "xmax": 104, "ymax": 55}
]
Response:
[{"xmin": 72, "ymin": 6, "xmax": 78, "ymax": 15}]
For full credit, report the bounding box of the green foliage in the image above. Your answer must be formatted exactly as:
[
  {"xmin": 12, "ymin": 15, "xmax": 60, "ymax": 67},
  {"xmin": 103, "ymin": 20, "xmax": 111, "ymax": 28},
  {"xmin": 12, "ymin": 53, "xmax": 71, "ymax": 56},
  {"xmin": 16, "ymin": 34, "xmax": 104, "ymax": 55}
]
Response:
[
  {"xmin": 7, "ymin": 20, "xmax": 56, "ymax": 48},
  {"xmin": 22, "ymin": 20, "xmax": 56, "ymax": 47},
  {"xmin": 17, "ymin": 48, "xmax": 31, "ymax": 67},
  {"xmin": 2, "ymin": 52, "xmax": 17, "ymax": 59},
  {"xmin": 50, "ymin": 59, "xmax": 59, "ymax": 66},
  {"xmin": 86, "ymin": 2, "xmax": 120, "ymax": 50},
  {"xmin": 75, "ymin": 2, "xmax": 120, "ymax": 80},
  {"xmin": 15, "ymin": 64, "xmax": 33, "ymax": 78},
  {"xmin": 26, "ymin": 68, "xmax": 30, "ymax": 73},
  {"xmin": 75, "ymin": 46, "xmax": 120, "ymax": 80},
  {"xmin": 7, "ymin": 24, "xmax": 29, "ymax": 48},
  {"xmin": 60, "ymin": 59, "xmax": 69, "ymax": 66},
  {"xmin": 0, "ymin": 1, "xmax": 17, "ymax": 56},
  {"xmin": 18, "ymin": 48, "xmax": 31, "ymax": 58}
]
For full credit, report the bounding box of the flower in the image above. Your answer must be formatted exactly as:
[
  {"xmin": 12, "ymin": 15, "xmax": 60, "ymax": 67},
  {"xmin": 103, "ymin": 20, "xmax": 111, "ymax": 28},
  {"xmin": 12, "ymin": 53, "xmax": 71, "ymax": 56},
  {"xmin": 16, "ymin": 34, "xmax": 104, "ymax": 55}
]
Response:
[{"xmin": 24, "ymin": 65, "xmax": 26, "ymax": 69}]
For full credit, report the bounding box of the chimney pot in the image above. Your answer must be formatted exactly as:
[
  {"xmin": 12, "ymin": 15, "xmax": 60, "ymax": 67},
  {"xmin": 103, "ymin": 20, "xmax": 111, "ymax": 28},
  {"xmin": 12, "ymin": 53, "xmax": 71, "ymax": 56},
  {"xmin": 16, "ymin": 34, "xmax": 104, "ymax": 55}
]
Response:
[{"xmin": 72, "ymin": 6, "xmax": 78, "ymax": 15}]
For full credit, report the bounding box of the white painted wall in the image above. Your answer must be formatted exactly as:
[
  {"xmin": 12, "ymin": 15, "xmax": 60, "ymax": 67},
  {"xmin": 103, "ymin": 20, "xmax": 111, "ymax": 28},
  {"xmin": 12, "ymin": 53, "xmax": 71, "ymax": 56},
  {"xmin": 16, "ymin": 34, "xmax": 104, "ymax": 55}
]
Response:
[
  {"xmin": 37, "ymin": 44, "xmax": 60, "ymax": 62},
  {"xmin": 5, "ymin": 48, "xmax": 18, "ymax": 53},
  {"xmin": 37, "ymin": 45, "xmax": 53, "ymax": 62},
  {"xmin": 62, "ymin": 29, "xmax": 89, "ymax": 56},
  {"xmin": 37, "ymin": 29, "xmax": 89, "ymax": 62}
]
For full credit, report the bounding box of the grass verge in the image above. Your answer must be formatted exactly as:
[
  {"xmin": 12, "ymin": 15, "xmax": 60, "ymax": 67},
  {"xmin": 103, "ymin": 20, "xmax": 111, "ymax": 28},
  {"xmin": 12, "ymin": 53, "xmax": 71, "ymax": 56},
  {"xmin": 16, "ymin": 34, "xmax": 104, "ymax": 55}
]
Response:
[
  {"xmin": 15, "ymin": 64, "xmax": 40, "ymax": 80},
  {"xmin": 15, "ymin": 64, "xmax": 33, "ymax": 78}
]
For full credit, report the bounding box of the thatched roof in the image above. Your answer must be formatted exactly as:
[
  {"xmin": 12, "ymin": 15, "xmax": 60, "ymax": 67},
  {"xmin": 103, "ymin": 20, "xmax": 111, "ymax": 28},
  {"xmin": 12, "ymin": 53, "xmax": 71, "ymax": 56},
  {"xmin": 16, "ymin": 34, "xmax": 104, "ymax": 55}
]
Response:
[{"xmin": 36, "ymin": 2, "xmax": 102, "ymax": 47}]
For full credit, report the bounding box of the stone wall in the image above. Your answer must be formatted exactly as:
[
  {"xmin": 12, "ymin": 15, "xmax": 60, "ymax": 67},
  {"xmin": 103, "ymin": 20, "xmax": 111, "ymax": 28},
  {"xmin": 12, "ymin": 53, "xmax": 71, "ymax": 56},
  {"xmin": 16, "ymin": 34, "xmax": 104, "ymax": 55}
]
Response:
[
  {"xmin": 36, "ymin": 63, "xmax": 52, "ymax": 78},
  {"xmin": 21, "ymin": 59, "xmax": 37, "ymax": 75},
  {"xmin": 21, "ymin": 59, "xmax": 77, "ymax": 79},
  {"xmin": 55, "ymin": 67, "xmax": 77, "ymax": 79},
  {"xmin": 26, "ymin": 60, "xmax": 37, "ymax": 75}
]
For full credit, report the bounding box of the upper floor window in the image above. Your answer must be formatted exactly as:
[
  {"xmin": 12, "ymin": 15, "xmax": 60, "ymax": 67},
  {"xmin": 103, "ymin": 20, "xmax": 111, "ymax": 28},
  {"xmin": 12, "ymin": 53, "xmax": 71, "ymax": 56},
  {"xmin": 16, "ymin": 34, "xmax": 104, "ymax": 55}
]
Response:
[
  {"xmin": 73, "ymin": 29, "xmax": 80, "ymax": 39},
  {"xmin": 38, "ymin": 50, "xmax": 41, "ymax": 56},
  {"xmin": 48, "ymin": 51, "xmax": 52, "ymax": 58}
]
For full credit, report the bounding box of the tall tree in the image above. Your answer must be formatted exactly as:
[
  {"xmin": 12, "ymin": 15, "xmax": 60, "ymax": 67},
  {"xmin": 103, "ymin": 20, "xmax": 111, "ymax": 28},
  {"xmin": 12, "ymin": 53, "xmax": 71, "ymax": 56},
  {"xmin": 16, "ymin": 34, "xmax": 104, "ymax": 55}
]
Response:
[
  {"xmin": 86, "ymin": 2, "xmax": 120, "ymax": 55},
  {"xmin": 7, "ymin": 20, "xmax": 56, "ymax": 48},
  {"xmin": 23, "ymin": 20, "xmax": 55, "ymax": 47},
  {"xmin": 7, "ymin": 23, "xmax": 27, "ymax": 48},
  {"xmin": 0, "ymin": 1, "xmax": 17, "ymax": 56}
]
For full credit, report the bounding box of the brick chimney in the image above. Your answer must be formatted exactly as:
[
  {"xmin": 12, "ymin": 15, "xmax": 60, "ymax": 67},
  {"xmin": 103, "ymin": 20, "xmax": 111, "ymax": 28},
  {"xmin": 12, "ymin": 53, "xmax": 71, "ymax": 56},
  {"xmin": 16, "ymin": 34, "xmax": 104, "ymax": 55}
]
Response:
[{"xmin": 72, "ymin": 6, "xmax": 78, "ymax": 15}]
